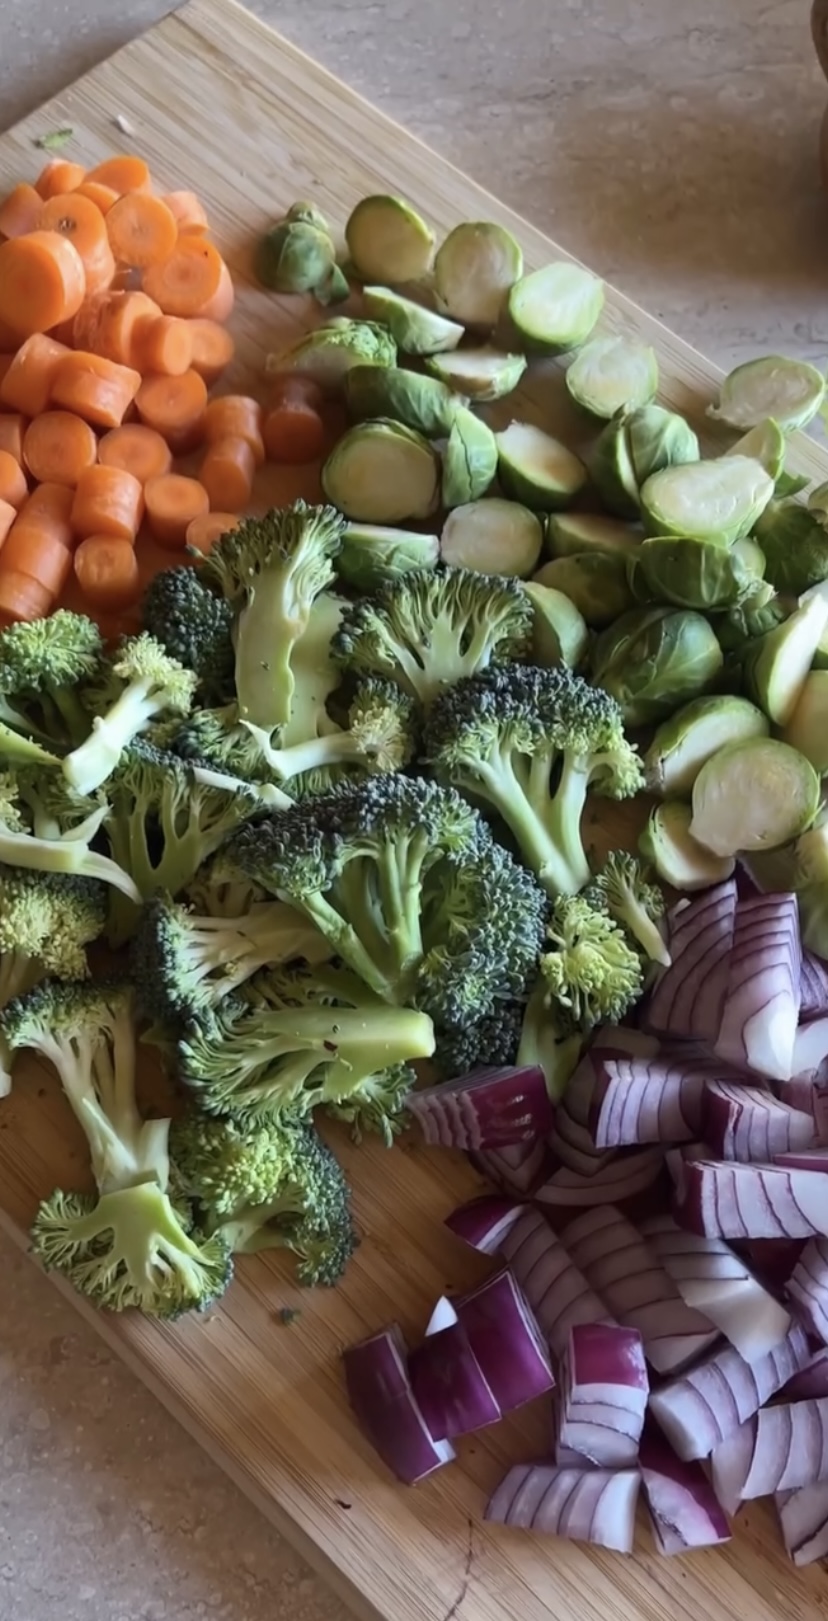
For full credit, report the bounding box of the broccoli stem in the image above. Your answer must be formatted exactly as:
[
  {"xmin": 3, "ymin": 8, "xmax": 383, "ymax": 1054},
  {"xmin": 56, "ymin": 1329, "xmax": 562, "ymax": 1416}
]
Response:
[
  {"xmin": 619, "ymin": 896, "xmax": 670, "ymax": 966},
  {"xmin": 235, "ymin": 576, "xmax": 302, "ymax": 732},
  {"xmin": 51, "ymin": 687, "xmax": 94, "ymax": 744},
  {"xmin": 0, "ymin": 721, "xmax": 58, "ymax": 767},
  {"xmin": 517, "ymin": 981, "xmax": 582, "ymax": 1102},
  {"xmin": 288, "ymin": 889, "xmax": 406, "ymax": 1002},
  {"xmin": 256, "ymin": 727, "xmax": 368, "ymax": 782},
  {"xmin": 537, "ymin": 755, "xmax": 593, "ymax": 896},
  {"xmin": 0, "ymin": 827, "xmax": 141, "ymax": 900},
  {"xmin": 464, "ymin": 745, "xmax": 590, "ymax": 897},
  {"xmin": 63, "ymin": 683, "xmax": 160, "ymax": 796},
  {"xmin": 60, "ymin": 1184, "xmax": 212, "ymax": 1302}
]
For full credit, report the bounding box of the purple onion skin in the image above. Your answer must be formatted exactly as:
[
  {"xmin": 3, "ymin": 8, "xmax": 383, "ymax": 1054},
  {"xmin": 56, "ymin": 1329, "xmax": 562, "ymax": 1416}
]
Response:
[
  {"xmin": 343, "ymin": 1325, "xmax": 455, "ymax": 1485},
  {"xmin": 408, "ymin": 1321, "xmax": 501, "ymax": 1440}
]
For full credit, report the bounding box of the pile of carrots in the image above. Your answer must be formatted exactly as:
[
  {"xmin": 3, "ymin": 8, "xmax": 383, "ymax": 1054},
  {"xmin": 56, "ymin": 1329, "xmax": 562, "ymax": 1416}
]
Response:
[{"xmin": 0, "ymin": 151, "xmax": 328, "ymax": 626}]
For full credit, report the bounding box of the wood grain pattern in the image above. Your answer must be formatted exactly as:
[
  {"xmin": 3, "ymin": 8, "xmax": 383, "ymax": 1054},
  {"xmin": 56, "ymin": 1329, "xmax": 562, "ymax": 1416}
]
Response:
[{"xmin": 2, "ymin": 3, "xmax": 828, "ymax": 1617}]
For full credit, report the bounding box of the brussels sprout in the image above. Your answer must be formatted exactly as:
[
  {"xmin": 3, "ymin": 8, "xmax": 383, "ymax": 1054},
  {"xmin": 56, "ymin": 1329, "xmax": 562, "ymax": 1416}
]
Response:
[
  {"xmin": 690, "ymin": 738, "xmax": 820, "ymax": 858},
  {"xmin": 441, "ymin": 410, "xmax": 499, "ymax": 507},
  {"xmin": 285, "ymin": 201, "xmax": 331, "ymax": 231},
  {"xmin": 337, "ymin": 523, "xmax": 440, "ymax": 590},
  {"xmin": 714, "ymin": 584, "xmax": 792, "ymax": 655},
  {"xmin": 590, "ymin": 406, "xmax": 700, "ymax": 518},
  {"xmin": 781, "ymin": 671, "xmax": 828, "ymax": 772},
  {"xmin": 255, "ymin": 219, "xmax": 339, "ymax": 298},
  {"xmin": 523, "ymin": 582, "xmax": 589, "ymax": 669},
  {"xmin": 752, "ymin": 499, "xmax": 828, "ymax": 595},
  {"xmin": 708, "ymin": 355, "xmax": 826, "ymax": 434},
  {"xmin": 724, "ymin": 417, "xmax": 786, "ymax": 478},
  {"xmin": 343, "ymin": 364, "xmax": 464, "ymax": 438},
  {"xmin": 739, "ymin": 820, "xmax": 828, "ymax": 960},
  {"xmin": 640, "ymin": 801, "xmax": 736, "ymax": 890},
  {"xmin": 268, "ymin": 318, "xmax": 397, "ymax": 389},
  {"xmin": 507, "ymin": 261, "xmax": 604, "ymax": 352},
  {"xmin": 640, "ymin": 455, "xmax": 774, "ymax": 544},
  {"xmin": 545, "ymin": 512, "xmax": 640, "ymax": 560},
  {"xmin": 644, "ymin": 693, "xmax": 769, "ymax": 798},
  {"xmin": 631, "ymin": 534, "xmax": 765, "ymax": 611},
  {"xmin": 345, "ymin": 195, "xmax": 435, "ymax": 284},
  {"xmin": 565, "ymin": 335, "xmax": 658, "ymax": 419},
  {"xmin": 808, "ymin": 480, "xmax": 828, "ymax": 519},
  {"xmin": 321, "ymin": 419, "xmax": 440, "ymax": 522},
  {"xmin": 361, "ymin": 286, "xmax": 464, "ymax": 355},
  {"xmin": 533, "ymin": 552, "xmax": 636, "ymax": 627},
  {"xmin": 742, "ymin": 593, "xmax": 828, "ymax": 725},
  {"xmin": 495, "ymin": 422, "xmax": 587, "ymax": 512},
  {"xmin": 441, "ymin": 499, "xmax": 542, "ymax": 577},
  {"xmin": 434, "ymin": 222, "xmax": 523, "ymax": 330},
  {"xmin": 590, "ymin": 606, "xmax": 724, "ymax": 728},
  {"xmin": 425, "ymin": 346, "xmax": 527, "ymax": 401}
]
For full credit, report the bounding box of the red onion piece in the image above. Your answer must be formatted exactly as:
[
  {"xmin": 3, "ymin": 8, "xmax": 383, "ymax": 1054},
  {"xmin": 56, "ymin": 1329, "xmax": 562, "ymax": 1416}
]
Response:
[
  {"xmin": 589, "ymin": 1053, "xmax": 711, "ymax": 1148},
  {"xmin": 534, "ymin": 1146, "xmax": 664, "ymax": 1209},
  {"xmin": 702, "ymin": 1079, "xmax": 816, "ymax": 1162},
  {"xmin": 644, "ymin": 880, "xmax": 737, "ymax": 1044},
  {"xmin": 342, "ymin": 1324, "xmax": 456, "ymax": 1483},
  {"xmin": 801, "ymin": 950, "xmax": 828, "ymax": 1020},
  {"xmin": 639, "ymin": 1426, "xmax": 731, "ymax": 1553},
  {"xmin": 407, "ymin": 1064, "xmax": 552, "ymax": 1150},
  {"xmin": 709, "ymin": 1426, "xmax": 754, "ymax": 1516},
  {"xmin": 484, "ymin": 1463, "xmax": 640, "ymax": 1553},
  {"xmin": 715, "ymin": 1401, "xmax": 828, "ymax": 1502},
  {"xmin": 560, "ymin": 1204, "xmax": 717, "ymax": 1374},
  {"xmin": 640, "ymin": 1212, "xmax": 791, "ymax": 1361},
  {"xmin": 445, "ymin": 1195, "xmax": 523, "ymax": 1255},
  {"xmin": 408, "ymin": 1318, "xmax": 501, "ymax": 1440},
  {"xmin": 776, "ymin": 1482, "xmax": 828, "ymax": 1564},
  {"xmin": 714, "ymin": 893, "xmax": 801, "ymax": 1082},
  {"xmin": 780, "ymin": 1347, "xmax": 828, "ymax": 1402},
  {"xmin": 500, "ymin": 1207, "xmax": 611, "ymax": 1359},
  {"xmin": 647, "ymin": 1323, "xmax": 811, "ymax": 1460},
  {"xmin": 787, "ymin": 1236, "xmax": 828, "ymax": 1343},
  {"xmin": 558, "ymin": 1323, "xmax": 648, "ymax": 1468},
  {"xmin": 677, "ymin": 1159, "xmax": 828, "ymax": 1239},
  {"xmin": 774, "ymin": 1148, "xmax": 828, "ymax": 1171},
  {"xmin": 454, "ymin": 1267, "xmax": 555, "ymax": 1412},
  {"xmin": 472, "ymin": 1136, "xmax": 550, "ymax": 1195},
  {"xmin": 548, "ymin": 1107, "xmax": 616, "ymax": 1176},
  {"xmin": 793, "ymin": 1017, "xmax": 828, "ymax": 1075}
]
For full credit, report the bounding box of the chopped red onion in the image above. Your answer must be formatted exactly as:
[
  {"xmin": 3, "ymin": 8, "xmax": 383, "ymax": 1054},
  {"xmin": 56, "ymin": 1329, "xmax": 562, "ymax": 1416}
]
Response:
[
  {"xmin": 408, "ymin": 1318, "xmax": 501, "ymax": 1440},
  {"xmin": 534, "ymin": 1147, "xmax": 664, "ymax": 1209},
  {"xmin": 558, "ymin": 1323, "xmax": 648, "ymax": 1467},
  {"xmin": 639, "ymin": 1213, "xmax": 791, "ymax": 1361},
  {"xmin": 644, "ymin": 880, "xmax": 737, "ymax": 1044},
  {"xmin": 787, "ymin": 1236, "xmax": 828, "ymax": 1344},
  {"xmin": 500, "ymin": 1207, "xmax": 611, "ymax": 1359},
  {"xmin": 714, "ymin": 1400, "xmax": 828, "ymax": 1502},
  {"xmin": 471, "ymin": 1136, "xmax": 550, "ymax": 1195},
  {"xmin": 709, "ymin": 1426, "xmax": 754, "ymax": 1516},
  {"xmin": 780, "ymin": 1347, "xmax": 828, "ymax": 1402},
  {"xmin": 445, "ymin": 1195, "xmax": 523, "ymax": 1255},
  {"xmin": 639, "ymin": 1426, "xmax": 731, "ymax": 1553},
  {"xmin": 407, "ymin": 1064, "xmax": 552, "ymax": 1150},
  {"xmin": 589, "ymin": 1052, "xmax": 711, "ymax": 1148},
  {"xmin": 773, "ymin": 1148, "xmax": 828, "ymax": 1172},
  {"xmin": 549, "ymin": 1106, "xmax": 616, "ymax": 1176},
  {"xmin": 677, "ymin": 1159, "xmax": 828, "ymax": 1240},
  {"xmin": 342, "ymin": 1324, "xmax": 456, "ymax": 1484},
  {"xmin": 801, "ymin": 951, "xmax": 828, "ymax": 1021},
  {"xmin": 713, "ymin": 893, "xmax": 801, "ymax": 1081},
  {"xmin": 560, "ymin": 1204, "xmax": 717, "ymax": 1374},
  {"xmin": 484, "ymin": 1463, "xmax": 640, "ymax": 1553},
  {"xmin": 776, "ymin": 1482, "xmax": 828, "ymax": 1564},
  {"xmin": 647, "ymin": 1323, "xmax": 811, "ymax": 1460},
  {"xmin": 702, "ymin": 1079, "xmax": 816, "ymax": 1162},
  {"xmin": 454, "ymin": 1267, "xmax": 555, "ymax": 1412}
]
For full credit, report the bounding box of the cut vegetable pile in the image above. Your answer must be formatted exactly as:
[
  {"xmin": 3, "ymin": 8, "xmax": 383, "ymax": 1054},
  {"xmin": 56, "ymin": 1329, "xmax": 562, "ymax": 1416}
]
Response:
[{"xmin": 5, "ymin": 146, "xmax": 828, "ymax": 1570}]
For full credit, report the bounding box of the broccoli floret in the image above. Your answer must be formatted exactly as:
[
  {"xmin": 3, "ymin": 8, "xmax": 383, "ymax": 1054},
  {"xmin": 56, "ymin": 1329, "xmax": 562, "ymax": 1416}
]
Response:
[
  {"xmin": 0, "ymin": 610, "xmax": 104, "ymax": 749},
  {"xmin": 0, "ymin": 867, "xmax": 106, "ymax": 1006},
  {"xmin": 539, "ymin": 894, "xmax": 644, "ymax": 1032},
  {"xmin": 0, "ymin": 770, "xmax": 139, "ymax": 901},
  {"xmin": 2, "ymin": 980, "xmax": 231, "ymax": 1316},
  {"xmin": 332, "ymin": 566, "xmax": 533, "ymax": 707},
  {"xmin": 423, "ymin": 663, "xmax": 644, "ymax": 897},
  {"xmin": 172, "ymin": 702, "xmax": 274, "ymax": 782},
  {"xmin": 246, "ymin": 679, "xmax": 418, "ymax": 784},
  {"xmin": 62, "ymin": 634, "xmax": 198, "ymax": 797},
  {"xmin": 185, "ymin": 853, "xmax": 269, "ymax": 919},
  {"xmin": 583, "ymin": 851, "xmax": 670, "ymax": 967},
  {"xmin": 131, "ymin": 890, "xmax": 333, "ymax": 1027},
  {"xmin": 432, "ymin": 1002, "xmax": 524, "ymax": 1080},
  {"xmin": 197, "ymin": 501, "xmax": 344, "ymax": 732},
  {"xmin": 141, "ymin": 567, "xmax": 235, "ymax": 705}
]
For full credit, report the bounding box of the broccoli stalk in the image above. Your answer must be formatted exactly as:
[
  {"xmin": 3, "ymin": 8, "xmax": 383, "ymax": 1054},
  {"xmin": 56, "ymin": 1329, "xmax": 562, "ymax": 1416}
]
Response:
[
  {"xmin": 517, "ymin": 980, "xmax": 583, "ymax": 1104},
  {"xmin": 244, "ymin": 679, "xmax": 416, "ymax": 784},
  {"xmin": 584, "ymin": 851, "xmax": 670, "ymax": 967},
  {"xmin": 0, "ymin": 610, "xmax": 104, "ymax": 750},
  {"xmin": 62, "ymin": 634, "xmax": 198, "ymax": 797},
  {"xmin": 424, "ymin": 663, "xmax": 644, "ymax": 897},
  {"xmin": 0, "ymin": 771, "xmax": 140, "ymax": 900}
]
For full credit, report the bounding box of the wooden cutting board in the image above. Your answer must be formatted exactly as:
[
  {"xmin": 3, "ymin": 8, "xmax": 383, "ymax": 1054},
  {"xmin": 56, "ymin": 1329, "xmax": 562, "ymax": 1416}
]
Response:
[{"xmin": 3, "ymin": 3, "xmax": 828, "ymax": 1617}]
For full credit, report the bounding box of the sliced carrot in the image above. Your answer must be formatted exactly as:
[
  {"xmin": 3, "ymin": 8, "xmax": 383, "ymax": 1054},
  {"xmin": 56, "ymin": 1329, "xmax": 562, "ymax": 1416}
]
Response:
[
  {"xmin": 0, "ymin": 569, "xmax": 54, "ymax": 623},
  {"xmin": 0, "ymin": 357, "xmax": 12, "ymax": 390},
  {"xmin": 200, "ymin": 436, "xmax": 255, "ymax": 512},
  {"xmin": 35, "ymin": 159, "xmax": 87, "ymax": 200},
  {"xmin": 262, "ymin": 398, "xmax": 327, "ymax": 465},
  {"xmin": 161, "ymin": 191, "xmax": 209, "ymax": 235},
  {"xmin": 52, "ymin": 350, "xmax": 142, "ymax": 430},
  {"xmin": 203, "ymin": 395, "xmax": 265, "ymax": 465},
  {"xmin": 0, "ymin": 333, "xmax": 71, "ymax": 416},
  {"xmin": 71, "ymin": 465, "xmax": 144, "ymax": 543},
  {"xmin": 142, "ymin": 238, "xmax": 226, "ymax": 318},
  {"xmin": 135, "ymin": 369, "xmax": 207, "ymax": 453},
  {"xmin": 0, "ymin": 520, "xmax": 72, "ymax": 595},
  {"xmin": 74, "ymin": 535, "xmax": 141, "ymax": 610},
  {"xmin": 187, "ymin": 318, "xmax": 234, "ymax": 385},
  {"xmin": 74, "ymin": 180, "xmax": 119, "ymax": 216},
  {"xmin": 98, "ymin": 424, "xmax": 172, "ymax": 484},
  {"xmin": 19, "ymin": 481, "xmax": 75, "ymax": 546},
  {"xmin": 135, "ymin": 314, "xmax": 193, "ymax": 377},
  {"xmin": 0, "ymin": 414, "xmax": 28, "ymax": 465},
  {"xmin": 0, "ymin": 500, "xmax": 16, "ymax": 547},
  {"xmin": 268, "ymin": 373, "xmax": 325, "ymax": 412},
  {"xmin": 105, "ymin": 193, "xmax": 178, "ymax": 270},
  {"xmin": 77, "ymin": 288, "xmax": 159, "ymax": 366},
  {"xmin": 144, "ymin": 473, "xmax": 209, "ymax": 550},
  {"xmin": 85, "ymin": 155, "xmax": 152, "ymax": 196},
  {"xmin": 39, "ymin": 192, "xmax": 116, "ymax": 298},
  {"xmin": 0, "ymin": 183, "xmax": 44, "ymax": 239},
  {"xmin": 23, "ymin": 411, "xmax": 98, "ymax": 488},
  {"xmin": 0, "ymin": 451, "xmax": 28, "ymax": 511},
  {"xmin": 195, "ymin": 257, "xmax": 234, "ymax": 323},
  {"xmin": 0, "ymin": 231, "xmax": 86, "ymax": 339},
  {"xmin": 185, "ymin": 510, "xmax": 240, "ymax": 554}
]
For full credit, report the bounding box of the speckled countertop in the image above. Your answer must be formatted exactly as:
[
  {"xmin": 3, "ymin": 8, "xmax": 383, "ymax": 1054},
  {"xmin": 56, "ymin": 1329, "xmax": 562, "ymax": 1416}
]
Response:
[{"xmin": 2, "ymin": 2, "xmax": 828, "ymax": 1618}]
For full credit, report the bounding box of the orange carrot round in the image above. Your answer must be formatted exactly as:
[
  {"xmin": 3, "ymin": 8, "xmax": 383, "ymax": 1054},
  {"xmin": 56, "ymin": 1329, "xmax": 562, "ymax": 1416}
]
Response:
[
  {"xmin": 185, "ymin": 510, "xmax": 240, "ymax": 554},
  {"xmin": 144, "ymin": 473, "xmax": 209, "ymax": 549},
  {"xmin": 187, "ymin": 318, "xmax": 234, "ymax": 385},
  {"xmin": 39, "ymin": 192, "xmax": 116, "ymax": 298},
  {"xmin": 0, "ymin": 183, "xmax": 44, "ymax": 239},
  {"xmin": 0, "ymin": 333, "xmax": 71, "ymax": 417},
  {"xmin": 0, "ymin": 231, "xmax": 86, "ymax": 339},
  {"xmin": 35, "ymin": 159, "xmax": 86, "ymax": 200},
  {"xmin": 98, "ymin": 424, "xmax": 172, "ymax": 484},
  {"xmin": 200, "ymin": 436, "xmax": 255, "ymax": 512},
  {"xmin": 135, "ymin": 368, "xmax": 207, "ymax": 452},
  {"xmin": 18, "ymin": 481, "xmax": 75, "ymax": 547},
  {"xmin": 142, "ymin": 238, "xmax": 227, "ymax": 318},
  {"xmin": 74, "ymin": 180, "xmax": 119, "ymax": 216},
  {"xmin": 0, "ymin": 499, "xmax": 16, "ymax": 548},
  {"xmin": 23, "ymin": 411, "xmax": 98, "ymax": 488},
  {"xmin": 0, "ymin": 568, "xmax": 54, "ymax": 623},
  {"xmin": 194, "ymin": 257, "xmax": 234, "ymax": 323},
  {"xmin": 78, "ymin": 288, "xmax": 160, "ymax": 366},
  {"xmin": 85, "ymin": 155, "xmax": 152, "ymax": 196},
  {"xmin": 52, "ymin": 350, "xmax": 142, "ymax": 430},
  {"xmin": 71, "ymin": 465, "xmax": 144, "ymax": 543},
  {"xmin": 162, "ymin": 191, "xmax": 210, "ymax": 235},
  {"xmin": 262, "ymin": 397, "xmax": 327, "ymax": 465},
  {"xmin": 0, "ymin": 520, "xmax": 73, "ymax": 596},
  {"xmin": 135, "ymin": 314, "xmax": 193, "ymax": 377},
  {"xmin": 0, "ymin": 450, "xmax": 28, "ymax": 511},
  {"xmin": 105, "ymin": 192, "xmax": 178, "ymax": 270},
  {"xmin": 203, "ymin": 395, "xmax": 265, "ymax": 465},
  {"xmin": 74, "ymin": 535, "xmax": 141, "ymax": 609},
  {"xmin": 0, "ymin": 414, "xmax": 28, "ymax": 465}
]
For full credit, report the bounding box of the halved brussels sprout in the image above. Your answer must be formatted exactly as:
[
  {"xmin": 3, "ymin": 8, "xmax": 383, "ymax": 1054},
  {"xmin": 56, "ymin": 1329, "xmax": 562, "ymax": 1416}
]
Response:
[
  {"xmin": 724, "ymin": 417, "xmax": 786, "ymax": 479},
  {"xmin": 753, "ymin": 499, "xmax": 828, "ymax": 595},
  {"xmin": 690, "ymin": 738, "xmax": 821, "ymax": 857},
  {"xmin": 362, "ymin": 286, "xmax": 464, "ymax": 354},
  {"xmin": 434, "ymin": 222, "xmax": 523, "ymax": 330},
  {"xmin": 590, "ymin": 605, "xmax": 724, "ymax": 728},
  {"xmin": 565, "ymin": 334, "xmax": 658, "ymax": 419},
  {"xmin": 782, "ymin": 671, "xmax": 828, "ymax": 773},
  {"xmin": 640, "ymin": 455, "xmax": 774, "ymax": 544},
  {"xmin": 533, "ymin": 552, "xmax": 635, "ymax": 627},
  {"xmin": 523, "ymin": 581, "xmax": 589, "ymax": 669},
  {"xmin": 337, "ymin": 523, "xmax": 440, "ymax": 591},
  {"xmin": 267, "ymin": 318, "xmax": 397, "ymax": 389},
  {"xmin": 255, "ymin": 219, "xmax": 340, "ymax": 299},
  {"xmin": 343, "ymin": 364, "xmax": 464, "ymax": 437},
  {"xmin": 590, "ymin": 406, "xmax": 700, "ymax": 517},
  {"xmin": 425, "ymin": 346, "xmax": 527, "ymax": 401},
  {"xmin": 495, "ymin": 422, "xmax": 587, "ymax": 511},
  {"xmin": 507, "ymin": 261, "xmax": 604, "ymax": 351},
  {"xmin": 545, "ymin": 511, "xmax": 640, "ymax": 560},
  {"xmin": 708, "ymin": 355, "xmax": 826, "ymax": 434},
  {"xmin": 441, "ymin": 410, "xmax": 498, "ymax": 507},
  {"xmin": 345, "ymin": 195, "xmax": 435, "ymax": 284},
  {"xmin": 632, "ymin": 534, "xmax": 764, "ymax": 611},
  {"xmin": 644, "ymin": 693, "xmax": 769, "ymax": 798},
  {"xmin": 441, "ymin": 498, "xmax": 542, "ymax": 577},
  {"xmin": 640, "ymin": 800, "xmax": 736, "ymax": 890},
  {"xmin": 321, "ymin": 419, "xmax": 440, "ymax": 522},
  {"xmin": 742, "ymin": 593, "xmax": 828, "ymax": 725}
]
